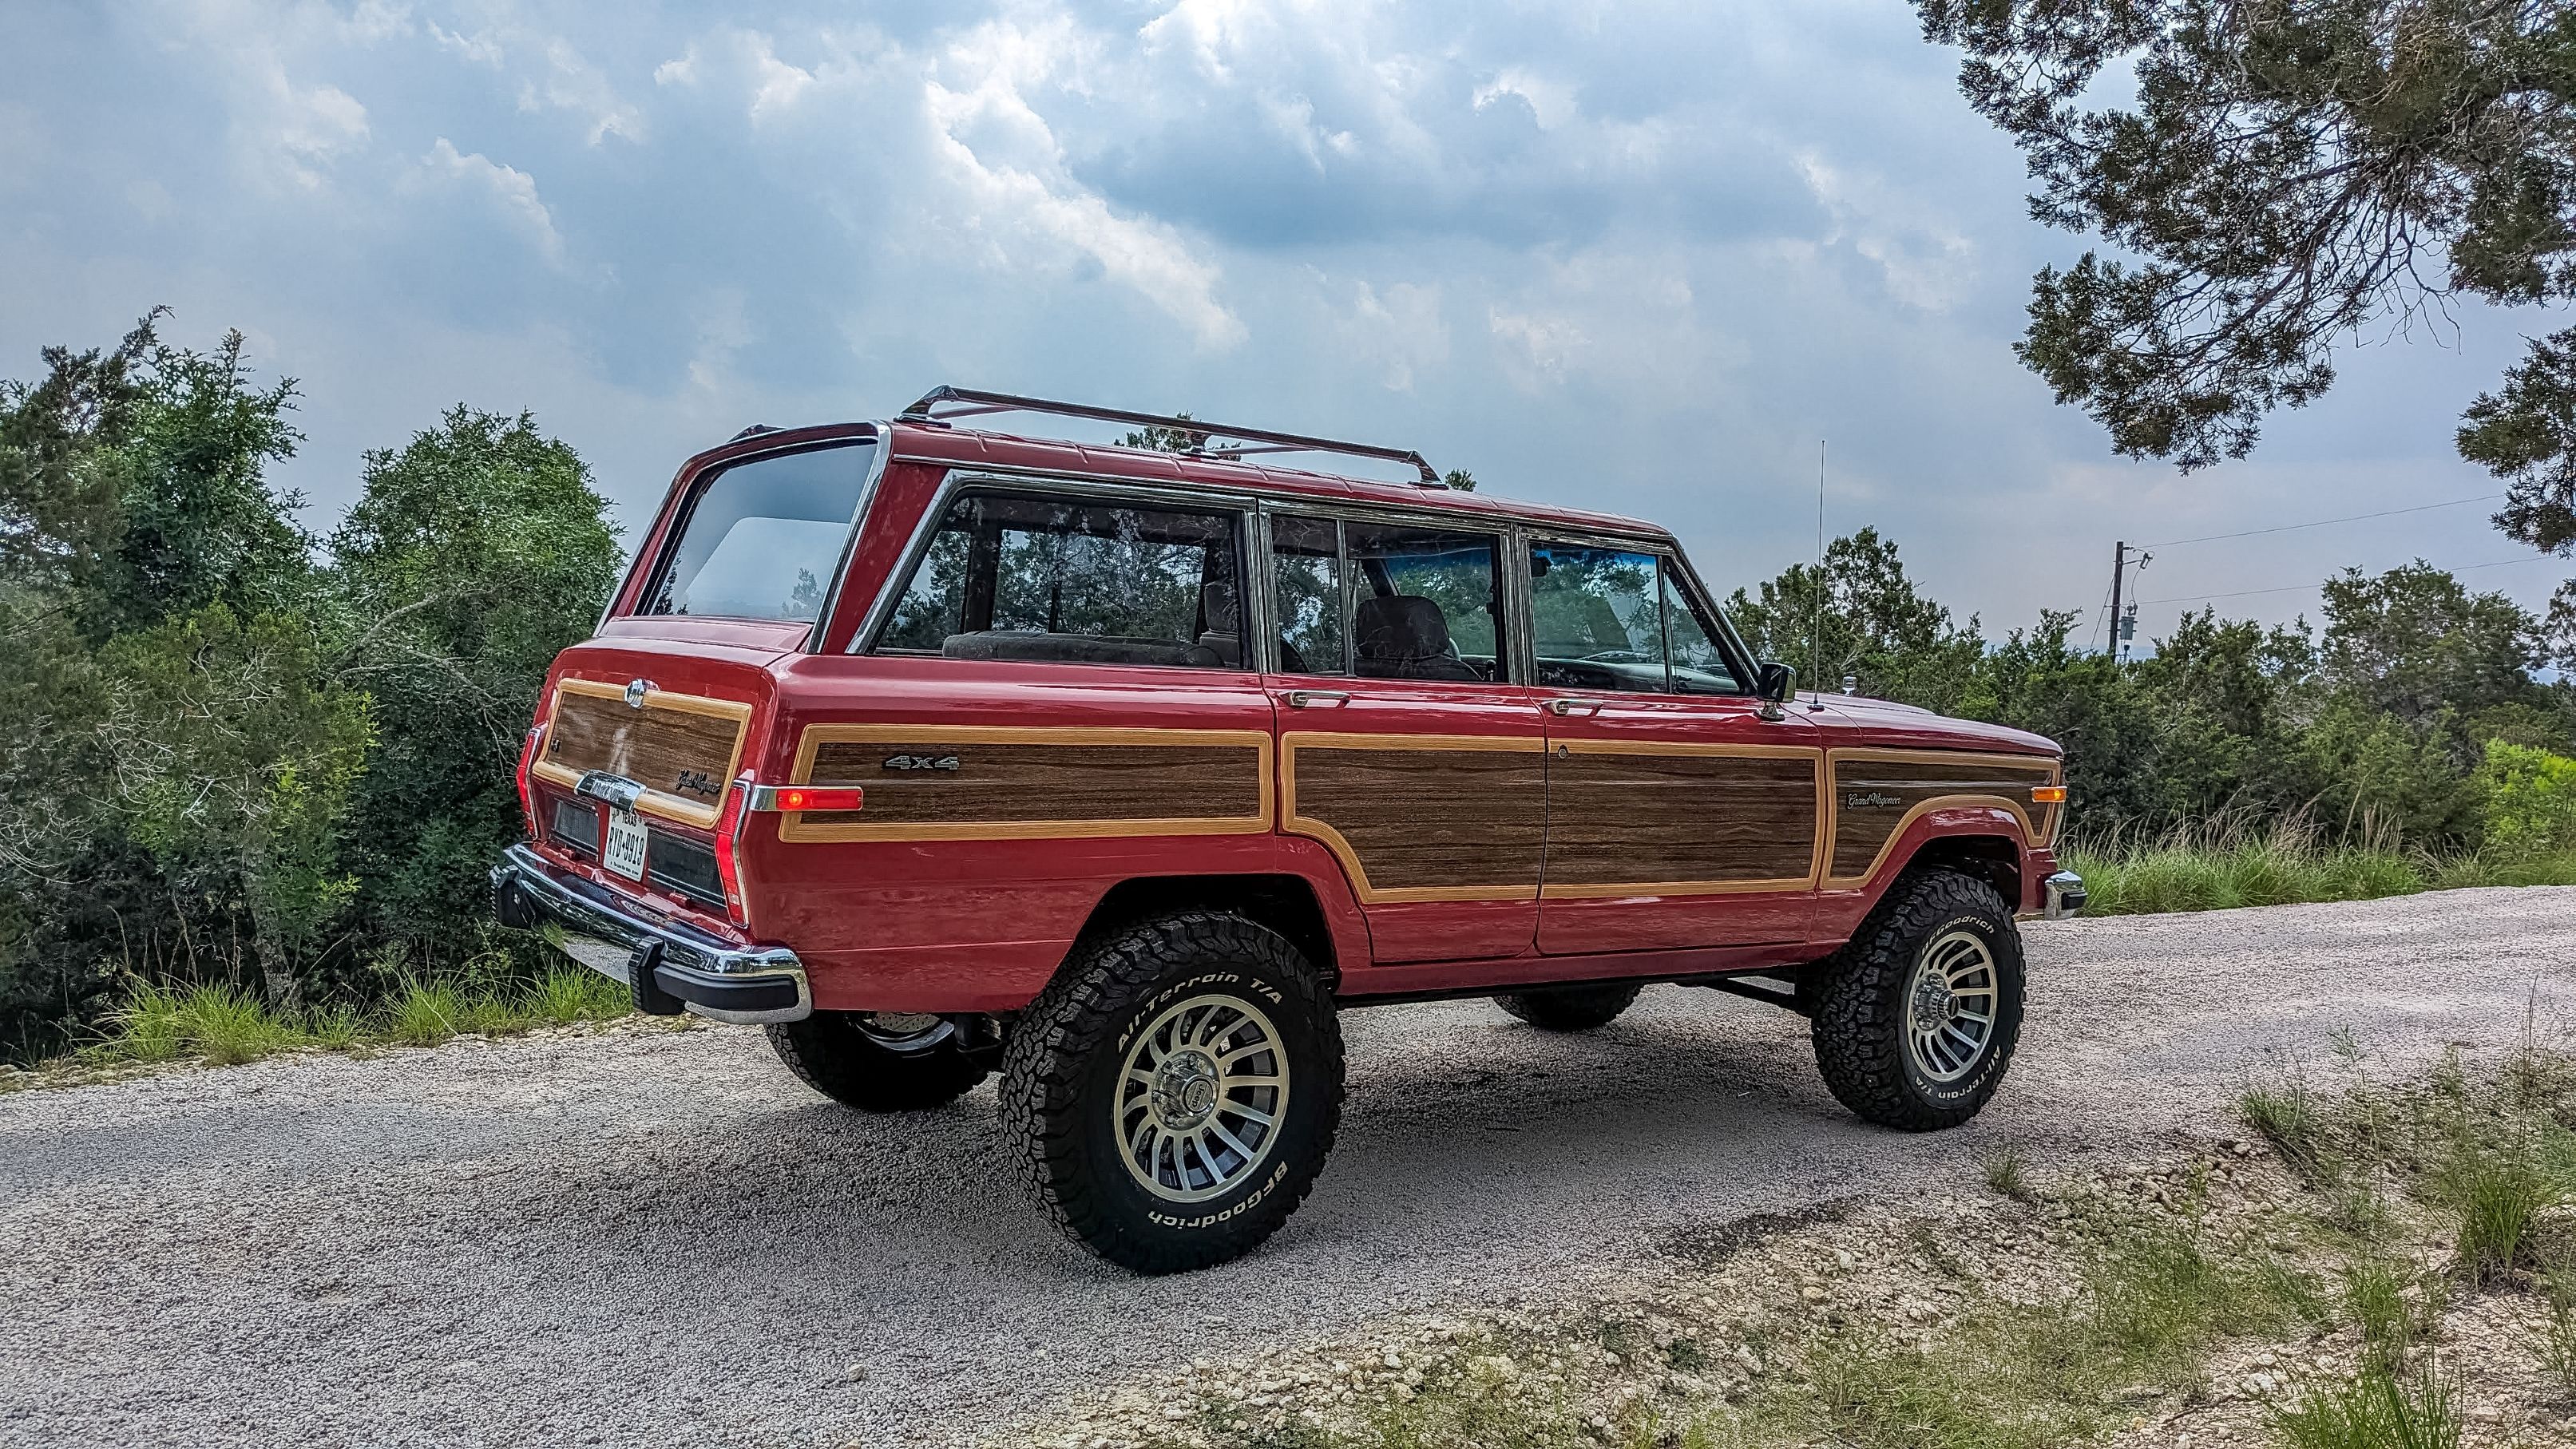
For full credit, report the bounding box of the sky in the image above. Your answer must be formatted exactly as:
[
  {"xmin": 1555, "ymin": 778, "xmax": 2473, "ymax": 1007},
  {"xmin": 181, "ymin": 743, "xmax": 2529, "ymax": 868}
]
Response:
[{"xmin": 3, "ymin": 0, "xmax": 2569, "ymax": 651}]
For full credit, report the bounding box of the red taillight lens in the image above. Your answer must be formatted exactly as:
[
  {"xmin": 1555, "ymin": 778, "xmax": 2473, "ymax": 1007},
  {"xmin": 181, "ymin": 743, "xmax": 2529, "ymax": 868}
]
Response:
[
  {"xmin": 713, "ymin": 770, "xmax": 754, "ymax": 928},
  {"xmin": 514, "ymin": 723, "xmax": 546, "ymax": 837},
  {"xmin": 775, "ymin": 786, "xmax": 864, "ymax": 812}
]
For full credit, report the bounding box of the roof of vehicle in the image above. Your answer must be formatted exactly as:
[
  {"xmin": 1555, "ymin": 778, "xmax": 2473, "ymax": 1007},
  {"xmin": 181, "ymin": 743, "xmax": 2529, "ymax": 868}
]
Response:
[{"xmin": 882, "ymin": 418, "xmax": 1674, "ymax": 541}]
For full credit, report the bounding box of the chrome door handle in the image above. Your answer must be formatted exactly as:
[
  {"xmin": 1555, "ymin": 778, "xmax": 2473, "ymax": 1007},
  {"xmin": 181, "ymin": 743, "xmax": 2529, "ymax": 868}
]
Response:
[
  {"xmin": 1285, "ymin": 690, "xmax": 1351, "ymax": 708},
  {"xmin": 1544, "ymin": 698, "xmax": 1603, "ymax": 716}
]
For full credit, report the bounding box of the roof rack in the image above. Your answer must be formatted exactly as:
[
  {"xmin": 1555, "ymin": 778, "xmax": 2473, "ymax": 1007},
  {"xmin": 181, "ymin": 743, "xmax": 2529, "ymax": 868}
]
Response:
[{"xmin": 896, "ymin": 385, "xmax": 1445, "ymax": 488}]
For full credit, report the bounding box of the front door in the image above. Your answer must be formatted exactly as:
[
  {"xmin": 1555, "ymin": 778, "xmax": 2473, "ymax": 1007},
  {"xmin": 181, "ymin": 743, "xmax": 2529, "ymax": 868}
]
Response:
[
  {"xmin": 1266, "ymin": 512, "xmax": 1548, "ymax": 964},
  {"xmin": 1527, "ymin": 541, "xmax": 1823, "ymax": 953}
]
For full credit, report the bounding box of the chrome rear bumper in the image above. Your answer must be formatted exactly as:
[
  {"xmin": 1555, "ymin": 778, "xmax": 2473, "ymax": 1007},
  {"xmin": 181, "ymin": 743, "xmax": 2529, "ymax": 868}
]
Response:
[{"xmin": 489, "ymin": 842, "xmax": 811, "ymax": 1024}]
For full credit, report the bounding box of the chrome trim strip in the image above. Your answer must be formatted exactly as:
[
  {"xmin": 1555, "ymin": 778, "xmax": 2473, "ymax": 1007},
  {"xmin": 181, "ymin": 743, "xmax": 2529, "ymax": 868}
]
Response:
[
  {"xmin": 805, "ymin": 427, "xmax": 890, "ymax": 652},
  {"xmin": 494, "ymin": 843, "xmax": 811, "ymax": 1023}
]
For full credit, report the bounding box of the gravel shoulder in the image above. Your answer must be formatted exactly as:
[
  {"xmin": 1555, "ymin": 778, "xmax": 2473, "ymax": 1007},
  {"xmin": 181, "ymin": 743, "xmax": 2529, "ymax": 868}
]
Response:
[{"xmin": 4, "ymin": 888, "xmax": 2573, "ymax": 1449}]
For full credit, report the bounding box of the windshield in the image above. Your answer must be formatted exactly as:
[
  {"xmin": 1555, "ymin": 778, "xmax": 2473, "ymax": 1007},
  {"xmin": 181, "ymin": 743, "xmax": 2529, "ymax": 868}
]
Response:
[{"xmin": 638, "ymin": 441, "xmax": 872, "ymax": 621}]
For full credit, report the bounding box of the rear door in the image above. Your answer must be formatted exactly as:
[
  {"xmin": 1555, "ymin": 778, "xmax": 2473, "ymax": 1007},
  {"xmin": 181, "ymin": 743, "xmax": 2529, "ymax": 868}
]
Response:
[
  {"xmin": 1528, "ymin": 540, "xmax": 1822, "ymax": 953},
  {"xmin": 1264, "ymin": 510, "xmax": 1547, "ymax": 964}
]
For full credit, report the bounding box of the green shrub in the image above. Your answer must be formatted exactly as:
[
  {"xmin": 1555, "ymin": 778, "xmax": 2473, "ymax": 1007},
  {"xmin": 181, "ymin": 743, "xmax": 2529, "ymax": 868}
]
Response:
[{"xmin": 2478, "ymin": 740, "xmax": 2576, "ymax": 860}]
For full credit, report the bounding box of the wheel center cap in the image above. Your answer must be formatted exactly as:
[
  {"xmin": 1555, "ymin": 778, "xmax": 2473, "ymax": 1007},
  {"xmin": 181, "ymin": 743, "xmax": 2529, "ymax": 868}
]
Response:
[
  {"xmin": 1152, "ymin": 1051, "xmax": 1220, "ymax": 1129},
  {"xmin": 1915, "ymin": 978, "xmax": 1956, "ymax": 1022}
]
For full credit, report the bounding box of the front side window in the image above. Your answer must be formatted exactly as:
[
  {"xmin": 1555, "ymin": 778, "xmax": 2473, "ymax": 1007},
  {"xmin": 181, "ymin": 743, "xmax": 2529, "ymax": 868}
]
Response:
[
  {"xmin": 877, "ymin": 491, "xmax": 1244, "ymax": 669},
  {"xmin": 1530, "ymin": 544, "xmax": 1666, "ymax": 691},
  {"xmin": 640, "ymin": 442, "xmax": 872, "ymax": 621},
  {"xmin": 1528, "ymin": 541, "xmax": 1747, "ymax": 695},
  {"xmin": 1343, "ymin": 521, "xmax": 1507, "ymax": 683}
]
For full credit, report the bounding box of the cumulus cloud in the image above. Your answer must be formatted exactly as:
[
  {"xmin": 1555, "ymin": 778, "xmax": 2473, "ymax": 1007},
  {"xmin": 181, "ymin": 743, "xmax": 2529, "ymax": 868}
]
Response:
[{"xmin": 410, "ymin": 138, "xmax": 564, "ymax": 265}]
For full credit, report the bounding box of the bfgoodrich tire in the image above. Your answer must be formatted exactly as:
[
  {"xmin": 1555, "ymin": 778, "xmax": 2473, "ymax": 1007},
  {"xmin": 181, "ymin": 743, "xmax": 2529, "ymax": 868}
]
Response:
[
  {"xmin": 1001, "ymin": 911, "xmax": 1343, "ymax": 1274},
  {"xmin": 1809, "ymin": 869, "xmax": 2025, "ymax": 1131},
  {"xmin": 1494, "ymin": 982, "xmax": 1643, "ymax": 1031},
  {"xmin": 765, "ymin": 1012, "xmax": 990, "ymax": 1111}
]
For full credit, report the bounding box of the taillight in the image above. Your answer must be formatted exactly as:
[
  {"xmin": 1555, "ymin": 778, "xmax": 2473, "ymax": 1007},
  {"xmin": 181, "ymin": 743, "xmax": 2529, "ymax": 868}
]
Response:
[
  {"xmin": 514, "ymin": 723, "xmax": 546, "ymax": 837},
  {"xmin": 713, "ymin": 770, "xmax": 754, "ymax": 928}
]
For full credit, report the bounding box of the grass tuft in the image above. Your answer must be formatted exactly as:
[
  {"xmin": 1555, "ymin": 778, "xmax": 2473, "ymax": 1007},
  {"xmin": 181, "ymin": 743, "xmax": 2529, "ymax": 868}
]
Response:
[
  {"xmin": 2434, "ymin": 1138, "xmax": 2566, "ymax": 1285},
  {"xmin": 2542, "ymin": 1263, "xmax": 2576, "ymax": 1399},
  {"xmin": 384, "ymin": 978, "xmax": 465, "ymax": 1048},
  {"xmin": 1983, "ymin": 1146, "xmax": 2033, "ymax": 1202},
  {"xmin": 2241, "ymin": 1076, "xmax": 2324, "ymax": 1173},
  {"xmin": 2268, "ymin": 1362, "xmax": 2460, "ymax": 1449}
]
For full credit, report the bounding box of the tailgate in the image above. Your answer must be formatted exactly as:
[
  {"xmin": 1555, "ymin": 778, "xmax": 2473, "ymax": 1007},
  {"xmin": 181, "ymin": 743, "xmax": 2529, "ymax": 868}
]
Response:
[{"xmin": 533, "ymin": 679, "xmax": 754, "ymax": 827}]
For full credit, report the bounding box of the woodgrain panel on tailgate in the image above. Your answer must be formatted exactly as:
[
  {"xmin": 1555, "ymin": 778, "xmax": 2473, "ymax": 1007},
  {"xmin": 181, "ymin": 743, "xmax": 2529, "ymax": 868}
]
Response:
[
  {"xmin": 781, "ymin": 725, "xmax": 1271, "ymax": 843},
  {"xmin": 1826, "ymin": 750, "xmax": 2058, "ymax": 885},
  {"xmin": 533, "ymin": 680, "xmax": 751, "ymax": 827},
  {"xmin": 1541, "ymin": 743, "xmax": 1822, "ymax": 897},
  {"xmin": 1284, "ymin": 734, "xmax": 1547, "ymax": 902}
]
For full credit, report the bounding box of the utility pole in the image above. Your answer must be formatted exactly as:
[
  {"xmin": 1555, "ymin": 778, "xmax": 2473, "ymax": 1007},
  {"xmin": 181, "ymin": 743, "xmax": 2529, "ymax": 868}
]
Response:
[
  {"xmin": 2106, "ymin": 540, "xmax": 2127, "ymax": 660},
  {"xmin": 2105, "ymin": 540, "xmax": 2152, "ymax": 662}
]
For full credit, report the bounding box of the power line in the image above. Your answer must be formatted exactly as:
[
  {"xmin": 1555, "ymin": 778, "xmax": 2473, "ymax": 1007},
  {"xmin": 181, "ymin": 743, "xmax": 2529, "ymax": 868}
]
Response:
[
  {"xmin": 2138, "ymin": 493, "xmax": 2500, "ymax": 549},
  {"xmin": 2139, "ymin": 552, "xmax": 2563, "ymax": 607}
]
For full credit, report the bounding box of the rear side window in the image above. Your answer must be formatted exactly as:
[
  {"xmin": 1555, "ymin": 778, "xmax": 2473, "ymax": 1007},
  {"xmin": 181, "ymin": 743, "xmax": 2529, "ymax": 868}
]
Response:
[
  {"xmin": 1344, "ymin": 521, "xmax": 1507, "ymax": 683},
  {"xmin": 639, "ymin": 442, "xmax": 872, "ymax": 621},
  {"xmin": 878, "ymin": 491, "xmax": 1245, "ymax": 669}
]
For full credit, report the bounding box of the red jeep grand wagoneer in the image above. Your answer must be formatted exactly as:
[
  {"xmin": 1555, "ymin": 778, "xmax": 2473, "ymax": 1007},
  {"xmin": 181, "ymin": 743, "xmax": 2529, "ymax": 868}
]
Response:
[{"xmin": 492, "ymin": 387, "xmax": 2082, "ymax": 1273}]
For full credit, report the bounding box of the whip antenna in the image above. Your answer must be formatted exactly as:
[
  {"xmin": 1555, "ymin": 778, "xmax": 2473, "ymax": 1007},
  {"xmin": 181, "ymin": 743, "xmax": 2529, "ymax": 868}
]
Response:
[{"xmin": 1809, "ymin": 438, "xmax": 1825, "ymax": 711}]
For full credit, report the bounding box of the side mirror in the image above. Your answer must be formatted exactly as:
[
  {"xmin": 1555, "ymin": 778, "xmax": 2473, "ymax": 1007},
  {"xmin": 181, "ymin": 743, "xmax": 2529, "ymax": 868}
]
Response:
[{"xmin": 1754, "ymin": 661, "xmax": 1796, "ymax": 720}]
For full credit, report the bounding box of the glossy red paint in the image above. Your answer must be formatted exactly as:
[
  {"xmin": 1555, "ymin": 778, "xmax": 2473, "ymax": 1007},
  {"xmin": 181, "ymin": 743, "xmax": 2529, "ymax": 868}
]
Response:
[{"xmin": 521, "ymin": 411, "xmax": 2065, "ymax": 1015}]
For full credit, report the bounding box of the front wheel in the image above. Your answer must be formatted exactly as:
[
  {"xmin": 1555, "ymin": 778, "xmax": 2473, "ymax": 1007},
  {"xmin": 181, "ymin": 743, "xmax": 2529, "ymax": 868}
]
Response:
[
  {"xmin": 1809, "ymin": 869, "xmax": 2025, "ymax": 1130},
  {"xmin": 1001, "ymin": 912, "xmax": 1344, "ymax": 1274}
]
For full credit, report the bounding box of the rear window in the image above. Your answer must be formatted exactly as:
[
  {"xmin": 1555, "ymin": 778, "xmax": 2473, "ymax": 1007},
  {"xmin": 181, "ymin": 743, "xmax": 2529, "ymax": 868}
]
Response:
[{"xmin": 638, "ymin": 441, "xmax": 872, "ymax": 621}]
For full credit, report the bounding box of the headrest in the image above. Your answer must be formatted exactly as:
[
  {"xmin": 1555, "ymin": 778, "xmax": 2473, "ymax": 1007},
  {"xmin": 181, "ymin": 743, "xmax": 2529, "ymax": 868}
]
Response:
[
  {"xmin": 1354, "ymin": 594, "xmax": 1452, "ymax": 660},
  {"xmin": 1200, "ymin": 580, "xmax": 1239, "ymax": 632}
]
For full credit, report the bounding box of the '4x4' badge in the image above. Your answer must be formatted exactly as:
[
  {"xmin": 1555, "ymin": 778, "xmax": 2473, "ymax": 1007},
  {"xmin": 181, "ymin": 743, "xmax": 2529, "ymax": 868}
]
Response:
[{"xmin": 884, "ymin": 754, "xmax": 961, "ymax": 772}]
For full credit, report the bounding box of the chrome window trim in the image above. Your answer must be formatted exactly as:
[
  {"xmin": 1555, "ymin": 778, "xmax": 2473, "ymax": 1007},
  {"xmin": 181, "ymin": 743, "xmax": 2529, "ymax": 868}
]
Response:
[
  {"xmin": 805, "ymin": 427, "xmax": 892, "ymax": 652},
  {"xmin": 847, "ymin": 469, "xmax": 1256, "ymax": 667}
]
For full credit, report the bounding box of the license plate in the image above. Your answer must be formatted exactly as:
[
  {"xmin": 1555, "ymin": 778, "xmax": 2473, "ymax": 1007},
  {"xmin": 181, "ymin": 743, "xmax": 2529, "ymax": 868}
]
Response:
[{"xmin": 603, "ymin": 809, "xmax": 648, "ymax": 882}]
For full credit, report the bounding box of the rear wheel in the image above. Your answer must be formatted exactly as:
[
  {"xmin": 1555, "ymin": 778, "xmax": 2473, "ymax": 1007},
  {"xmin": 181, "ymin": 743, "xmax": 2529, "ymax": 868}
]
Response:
[
  {"xmin": 765, "ymin": 1012, "xmax": 990, "ymax": 1111},
  {"xmin": 1809, "ymin": 869, "xmax": 2025, "ymax": 1131},
  {"xmin": 1494, "ymin": 982, "xmax": 1643, "ymax": 1031},
  {"xmin": 1001, "ymin": 911, "xmax": 1343, "ymax": 1274}
]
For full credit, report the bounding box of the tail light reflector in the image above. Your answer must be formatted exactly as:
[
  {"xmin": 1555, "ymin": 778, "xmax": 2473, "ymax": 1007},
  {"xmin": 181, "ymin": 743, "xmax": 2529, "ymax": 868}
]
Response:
[
  {"xmin": 772, "ymin": 786, "xmax": 864, "ymax": 812},
  {"xmin": 713, "ymin": 770, "xmax": 754, "ymax": 928},
  {"xmin": 514, "ymin": 723, "xmax": 547, "ymax": 837}
]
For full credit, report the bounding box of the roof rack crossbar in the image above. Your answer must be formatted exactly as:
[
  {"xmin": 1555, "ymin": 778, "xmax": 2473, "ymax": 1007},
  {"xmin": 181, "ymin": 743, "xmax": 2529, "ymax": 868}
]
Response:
[{"xmin": 897, "ymin": 385, "xmax": 1445, "ymax": 487}]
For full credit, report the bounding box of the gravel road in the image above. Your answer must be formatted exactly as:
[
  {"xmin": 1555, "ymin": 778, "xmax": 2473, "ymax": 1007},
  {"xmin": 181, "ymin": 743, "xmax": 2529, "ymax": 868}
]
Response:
[{"xmin": 6, "ymin": 888, "xmax": 2574, "ymax": 1449}]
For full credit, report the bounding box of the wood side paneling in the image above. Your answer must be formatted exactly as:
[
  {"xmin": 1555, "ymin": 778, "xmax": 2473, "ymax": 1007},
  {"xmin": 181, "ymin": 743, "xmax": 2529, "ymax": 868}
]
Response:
[
  {"xmin": 1285, "ymin": 735, "xmax": 1546, "ymax": 901},
  {"xmin": 782, "ymin": 725, "xmax": 1271, "ymax": 843},
  {"xmin": 1827, "ymin": 751, "xmax": 2057, "ymax": 882},
  {"xmin": 534, "ymin": 683, "xmax": 749, "ymax": 827},
  {"xmin": 1541, "ymin": 747, "xmax": 1818, "ymax": 893}
]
